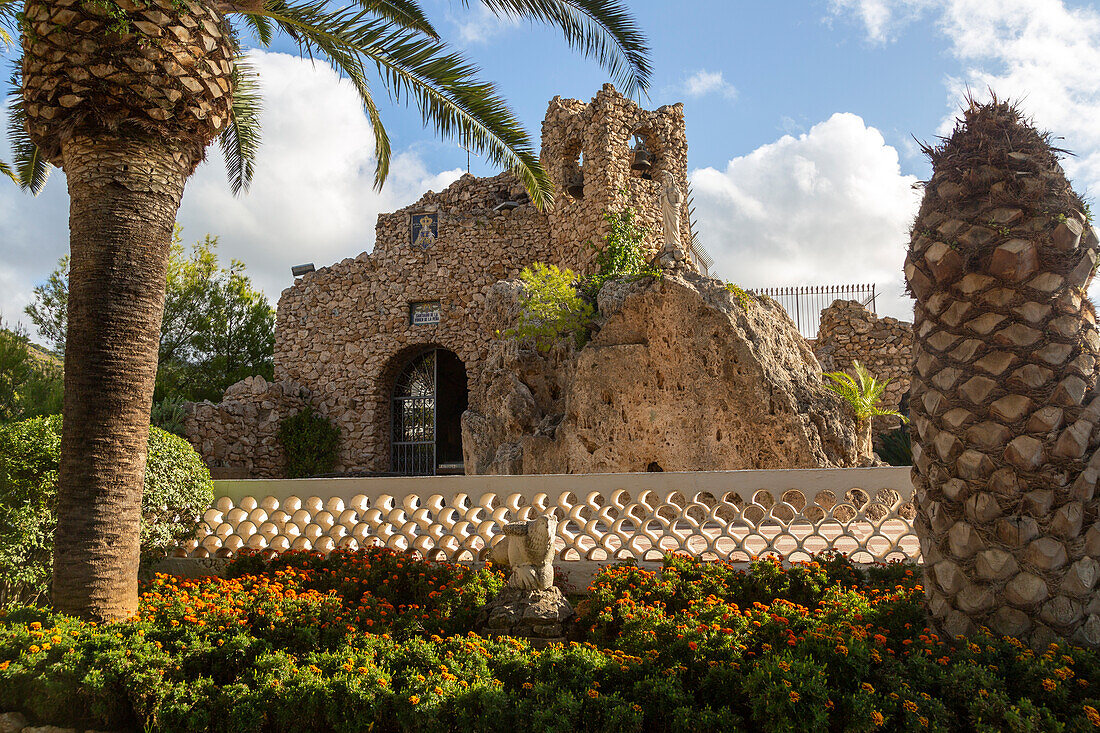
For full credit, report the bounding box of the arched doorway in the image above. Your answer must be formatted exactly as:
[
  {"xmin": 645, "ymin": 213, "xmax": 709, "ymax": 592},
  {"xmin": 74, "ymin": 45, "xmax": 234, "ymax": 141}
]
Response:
[{"xmin": 391, "ymin": 348, "xmax": 468, "ymax": 475}]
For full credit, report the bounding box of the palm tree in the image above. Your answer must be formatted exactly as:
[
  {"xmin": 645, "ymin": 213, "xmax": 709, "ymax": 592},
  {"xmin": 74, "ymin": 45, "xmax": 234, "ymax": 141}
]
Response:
[
  {"xmin": 1, "ymin": 0, "xmax": 650, "ymax": 620},
  {"xmin": 822, "ymin": 360, "xmax": 906, "ymax": 459},
  {"xmin": 905, "ymin": 97, "xmax": 1100, "ymax": 648}
]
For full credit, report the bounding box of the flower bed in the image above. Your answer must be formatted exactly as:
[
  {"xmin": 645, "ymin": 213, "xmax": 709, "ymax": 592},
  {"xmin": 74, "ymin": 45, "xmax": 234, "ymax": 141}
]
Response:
[{"xmin": 1, "ymin": 549, "xmax": 1099, "ymax": 731}]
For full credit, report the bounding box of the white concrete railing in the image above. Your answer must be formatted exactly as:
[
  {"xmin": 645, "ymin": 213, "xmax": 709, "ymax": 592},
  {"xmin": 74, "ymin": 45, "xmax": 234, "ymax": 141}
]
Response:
[{"xmin": 178, "ymin": 467, "xmax": 919, "ymax": 566}]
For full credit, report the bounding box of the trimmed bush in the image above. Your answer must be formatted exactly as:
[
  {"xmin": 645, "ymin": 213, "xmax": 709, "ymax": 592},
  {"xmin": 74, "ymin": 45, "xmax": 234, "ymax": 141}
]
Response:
[
  {"xmin": 0, "ymin": 416, "xmax": 212, "ymax": 605},
  {"xmin": 277, "ymin": 406, "xmax": 341, "ymax": 478}
]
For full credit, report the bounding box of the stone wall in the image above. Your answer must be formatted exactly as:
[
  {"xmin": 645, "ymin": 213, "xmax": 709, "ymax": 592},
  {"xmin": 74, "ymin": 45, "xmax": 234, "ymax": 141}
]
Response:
[
  {"xmin": 183, "ymin": 375, "xmax": 311, "ymax": 479},
  {"xmin": 814, "ymin": 299, "xmax": 914, "ymax": 412},
  {"xmin": 186, "ymin": 85, "xmax": 696, "ymax": 476}
]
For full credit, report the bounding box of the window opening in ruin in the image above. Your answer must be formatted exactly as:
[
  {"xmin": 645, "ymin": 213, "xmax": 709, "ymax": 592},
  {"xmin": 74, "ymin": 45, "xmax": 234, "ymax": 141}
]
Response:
[
  {"xmin": 391, "ymin": 348, "xmax": 468, "ymax": 475},
  {"xmin": 563, "ymin": 143, "xmax": 584, "ymax": 198}
]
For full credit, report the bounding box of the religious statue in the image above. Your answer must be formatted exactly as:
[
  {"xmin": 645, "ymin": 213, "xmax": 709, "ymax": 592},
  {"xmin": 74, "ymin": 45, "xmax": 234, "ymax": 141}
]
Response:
[
  {"xmin": 412, "ymin": 214, "xmax": 437, "ymax": 249},
  {"xmin": 660, "ymin": 170, "xmax": 683, "ymax": 253},
  {"xmin": 489, "ymin": 514, "xmax": 556, "ymax": 590}
]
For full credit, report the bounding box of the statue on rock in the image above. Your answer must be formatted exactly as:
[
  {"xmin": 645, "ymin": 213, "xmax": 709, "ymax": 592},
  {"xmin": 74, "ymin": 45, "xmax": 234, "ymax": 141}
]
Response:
[
  {"xmin": 660, "ymin": 170, "xmax": 685, "ymax": 266},
  {"xmin": 904, "ymin": 96, "xmax": 1100, "ymax": 649},
  {"xmin": 490, "ymin": 514, "xmax": 557, "ymax": 590},
  {"xmin": 478, "ymin": 514, "xmax": 574, "ymax": 645}
]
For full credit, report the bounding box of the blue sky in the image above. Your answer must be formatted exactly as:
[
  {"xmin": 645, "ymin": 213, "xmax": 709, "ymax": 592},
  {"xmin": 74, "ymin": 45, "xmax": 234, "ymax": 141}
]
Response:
[{"xmin": 3, "ymin": 0, "xmax": 1100, "ymax": 332}]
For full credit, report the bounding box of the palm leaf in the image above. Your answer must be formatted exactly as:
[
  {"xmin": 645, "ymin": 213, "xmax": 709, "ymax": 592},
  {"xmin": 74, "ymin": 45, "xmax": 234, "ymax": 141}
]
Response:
[
  {"xmin": 823, "ymin": 360, "xmax": 907, "ymax": 423},
  {"xmin": 240, "ymin": 14, "xmax": 274, "ymax": 44},
  {"xmin": 468, "ymin": 0, "xmax": 651, "ymax": 98},
  {"xmin": 5, "ymin": 79, "xmax": 51, "ymax": 194},
  {"xmin": 361, "ymin": 0, "xmax": 438, "ymax": 38},
  {"xmin": 0, "ymin": 157, "xmax": 17, "ymax": 185},
  {"xmin": 219, "ymin": 54, "xmax": 263, "ymax": 195},
  {"xmin": 251, "ymin": 0, "xmax": 550, "ymax": 204},
  {"xmin": 0, "ymin": 0, "xmax": 19, "ymax": 47}
]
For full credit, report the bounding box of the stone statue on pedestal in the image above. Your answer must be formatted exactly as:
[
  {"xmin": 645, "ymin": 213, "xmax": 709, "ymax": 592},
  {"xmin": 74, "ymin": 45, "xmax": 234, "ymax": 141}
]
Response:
[
  {"xmin": 478, "ymin": 513, "xmax": 574, "ymax": 645},
  {"xmin": 660, "ymin": 170, "xmax": 684, "ymax": 263}
]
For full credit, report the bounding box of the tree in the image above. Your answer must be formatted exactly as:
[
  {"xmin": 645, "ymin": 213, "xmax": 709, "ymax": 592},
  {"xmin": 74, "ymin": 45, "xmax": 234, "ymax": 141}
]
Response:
[
  {"xmin": 23, "ymin": 256, "xmax": 68, "ymax": 355},
  {"xmin": 1, "ymin": 0, "xmax": 651, "ymax": 620},
  {"xmin": 26, "ymin": 229, "xmax": 276, "ymax": 403},
  {"xmin": 0, "ymin": 322, "xmax": 63, "ymax": 423},
  {"xmin": 822, "ymin": 360, "xmax": 906, "ymax": 458},
  {"xmin": 904, "ymin": 97, "xmax": 1100, "ymax": 648}
]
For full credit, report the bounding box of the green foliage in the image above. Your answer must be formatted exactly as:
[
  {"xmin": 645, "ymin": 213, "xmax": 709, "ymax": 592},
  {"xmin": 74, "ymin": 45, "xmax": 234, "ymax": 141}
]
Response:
[
  {"xmin": 3, "ymin": 551, "xmax": 1099, "ymax": 731},
  {"xmin": 278, "ymin": 407, "xmax": 341, "ymax": 478},
  {"xmin": 151, "ymin": 396, "xmax": 188, "ymax": 438},
  {"xmin": 725, "ymin": 282, "xmax": 755, "ymax": 309},
  {"xmin": 24, "ymin": 229, "xmax": 277, "ymax": 404},
  {"xmin": 0, "ymin": 416, "xmax": 212, "ymax": 605},
  {"xmin": 505, "ymin": 263, "xmax": 595, "ymax": 352},
  {"xmin": 822, "ymin": 361, "xmax": 907, "ymax": 423},
  {"xmin": 23, "ymin": 255, "xmax": 67, "ymax": 354},
  {"xmin": 583, "ymin": 207, "xmax": 660, "ymax": 299},
  {"xmin": 0, "ymin": 323, "xmax": 62, "ymax": 424},
  {"xmin": 876, "ymin": 426, "xmax": 912, "ymax": 466},
  {"xmin": 157, "ymin": 229, "xmax": 276, "ymax": 403}
]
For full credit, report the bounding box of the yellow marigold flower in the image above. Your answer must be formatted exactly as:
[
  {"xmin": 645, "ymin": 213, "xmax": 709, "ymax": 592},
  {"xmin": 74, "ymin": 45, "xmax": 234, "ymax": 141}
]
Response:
[
  {"xmin": 1042, "ymin": 679, "xmax": 1057, "ymax": 692},
  {"xmin": 870, "ymin": 711, "xmax": 884, "ymax": 727},
  {"xmin": 861, "ymin": 683, "xmax": 875, "ymax": 694},
  {"xmin": 408, "ymin": 695, "xmax": 419, "ymax": 704},
  {"xmin": 522, "ymin": 682, "xmax": 533, "ymax": 690},
  {"xmin": 903, "ymin": 701, "xmax": 918, "ymax": 713},
  {"xmin": 1084, "ymin": 705, "xmax": 1100, "ymax": 727},
  {"xmin": 789, "ymin": 691, "xmax": 800, "ymax": 703},
  {"xmin": 588, "ymin": 689, "xmax": 599, "ymax": 698},
  {"xmin": 0, "ymin": 660, "xmax": 9, "ymax": 671}
]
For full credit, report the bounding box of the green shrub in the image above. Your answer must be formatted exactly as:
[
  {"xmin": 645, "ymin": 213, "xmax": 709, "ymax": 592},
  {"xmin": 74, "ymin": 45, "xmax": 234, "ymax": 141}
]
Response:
[
  {"xmin": 582, "ymin": 207, "xmax": 660, "ymax": 300},
  {"xmin": 278, "ymin": 406, "xmax": 340, "ymax": 478},
  {"xmin": 3, "ymin": 551, "xmax": 1100, "ymax": 732},
  {"xmin": 876, "ymin": 425, "xmax": 912, "ymax": 466},
  {"xmin": 505, "ymin": 263, "xmax": 595, "ymax": 352},
  {"xmin": 151, "ymin": 396, "xmax": 188, "ymax": 437},
  {"xmin": 0, "ymin": 416, "xmax": 212, "ymax": 605}
]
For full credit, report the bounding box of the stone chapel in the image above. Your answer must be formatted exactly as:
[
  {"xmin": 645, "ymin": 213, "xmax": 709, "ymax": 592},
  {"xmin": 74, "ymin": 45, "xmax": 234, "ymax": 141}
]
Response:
[{"xmin": 185, "ymin": 85, "xmax": 708, "ymax": 477}]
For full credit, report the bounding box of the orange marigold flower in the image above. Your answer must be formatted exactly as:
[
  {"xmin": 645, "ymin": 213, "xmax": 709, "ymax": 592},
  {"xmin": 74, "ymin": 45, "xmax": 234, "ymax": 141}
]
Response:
[
  {"xmin": 588, "ymin": 689, "xmax": 599, "ymax": 698},
  {"xmin": 903, "ymin": 701, "xmax": 918, "ymax": 714},
  {"xmin": 870, "ymin": 711, "xmax": 884, "ymax": 727},
  {"xmin": 1084, "ymin": 705, "xmax": 1100, "ymax": 727},
  {"xmin": 861, "ymin": 683, "xmax": 875, "ymax": 694},
  {"xmin": 789, "ymin": 691, "xmax": 800, "ymax": 703},
  {"xmin": 408, "ymin": 696, "xmax": 419, "ymax": 704},
  {"xmin": 1042, "ymin": 679, "xmax": 1057, "ymax": 692}
]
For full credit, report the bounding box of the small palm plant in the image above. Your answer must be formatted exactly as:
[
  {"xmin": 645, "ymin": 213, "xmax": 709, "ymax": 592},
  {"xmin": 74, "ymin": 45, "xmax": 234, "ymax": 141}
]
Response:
[{"xmin": 822, "ymin": 361, "xmax": 907, "ymax": 459}]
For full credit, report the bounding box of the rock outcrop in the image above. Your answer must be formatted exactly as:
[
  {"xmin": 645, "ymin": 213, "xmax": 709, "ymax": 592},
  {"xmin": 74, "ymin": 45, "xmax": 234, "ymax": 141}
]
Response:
[{"xmin": 462, "ymin": 269, "xmax": 862, "ymax": 474}]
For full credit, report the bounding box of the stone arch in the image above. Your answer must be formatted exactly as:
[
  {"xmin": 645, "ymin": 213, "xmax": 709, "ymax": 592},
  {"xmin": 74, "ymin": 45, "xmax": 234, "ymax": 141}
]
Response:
[
  {"xmin": 559, "ymin": 138, "xmax": 585, "ymax": 199},
  {"xmin": 628, "ymin": 124, "xmax": 665, "ymax": 181},
  {"xmin": 383, "ymin": 344, "xmax": 469, "ymax": 475}
]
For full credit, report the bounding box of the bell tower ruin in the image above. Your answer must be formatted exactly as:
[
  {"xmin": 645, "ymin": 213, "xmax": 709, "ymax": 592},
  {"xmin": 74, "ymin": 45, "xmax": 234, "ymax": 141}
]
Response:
[{"xmin": 540, "ymin": 84, "xmax": 696, "ymax": 271}]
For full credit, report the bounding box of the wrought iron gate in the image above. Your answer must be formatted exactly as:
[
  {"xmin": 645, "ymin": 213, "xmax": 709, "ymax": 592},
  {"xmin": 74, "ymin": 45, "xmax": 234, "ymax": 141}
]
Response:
[{"xmin": 391, "ymin": 350, "xmax": 437, "ymax": 475}]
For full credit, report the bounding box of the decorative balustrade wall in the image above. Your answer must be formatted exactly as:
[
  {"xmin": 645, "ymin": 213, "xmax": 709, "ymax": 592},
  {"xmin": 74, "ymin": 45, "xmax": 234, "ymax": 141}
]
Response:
[{"xmin": 177, "ymin": 468, "xmax": 918, "ymax": 567}]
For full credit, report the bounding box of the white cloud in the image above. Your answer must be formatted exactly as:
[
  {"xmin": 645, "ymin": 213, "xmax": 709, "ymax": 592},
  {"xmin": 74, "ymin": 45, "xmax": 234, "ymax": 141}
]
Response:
[
  {"xmin": 448, "ymin": 5, "xmax": 520, "ymax": 45},
  {"xmin": 682, "ymin": 69, "xmax": 738, "ymax": 100},
  {"xmin": 690, "ymin": 113, "xmax": 922, "ymax": 321},
  {"xmin": 0, "ymin": 50, "xmax": 462, "ymax": 341},
  {"xmin": 831, "ymin": 0, "xmax": 1100, "ymax": 297},
  {"xmin": 827, "ymin": 0, "xmax": 932, "ymax": 43}
]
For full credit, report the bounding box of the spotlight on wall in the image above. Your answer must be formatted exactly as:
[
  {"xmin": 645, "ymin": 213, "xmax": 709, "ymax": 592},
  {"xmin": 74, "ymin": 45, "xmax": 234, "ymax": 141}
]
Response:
[{"xmin": 291, "ymin": 263, "xmax": 315, "ymax": 277}]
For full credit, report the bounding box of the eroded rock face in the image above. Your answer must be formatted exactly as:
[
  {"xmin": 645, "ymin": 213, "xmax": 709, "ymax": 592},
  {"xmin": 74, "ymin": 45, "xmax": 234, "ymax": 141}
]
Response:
[{"xmin": 462, "ymin": 269, "xmax": 862, "ymax": 474}]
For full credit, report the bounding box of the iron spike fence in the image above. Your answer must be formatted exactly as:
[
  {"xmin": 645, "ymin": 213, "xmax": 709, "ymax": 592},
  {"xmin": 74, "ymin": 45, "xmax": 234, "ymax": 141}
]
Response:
[{"xmin": 747, "ymin": 284, "xmax": 877, "ymax": 340}]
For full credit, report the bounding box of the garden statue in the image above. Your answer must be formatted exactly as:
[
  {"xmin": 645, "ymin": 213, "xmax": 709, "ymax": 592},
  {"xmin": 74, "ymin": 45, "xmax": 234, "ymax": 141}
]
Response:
[
  {"xmin": 479, "ymin": 513, "xmax": 573, "ymax": 645},
  {"xmin": 660, "ymin": 170, "xmax": 684, "ymax": 264},
  {"xmin": 489, "ymin": 514, "xmax": 557, "ymax": 590}
]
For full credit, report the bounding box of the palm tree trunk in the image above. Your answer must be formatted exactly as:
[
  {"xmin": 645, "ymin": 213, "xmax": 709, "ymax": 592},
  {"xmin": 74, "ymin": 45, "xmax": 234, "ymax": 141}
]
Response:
[{"xmin": 51, "ymin": 134, "xmax": 194, "ymax": 620}]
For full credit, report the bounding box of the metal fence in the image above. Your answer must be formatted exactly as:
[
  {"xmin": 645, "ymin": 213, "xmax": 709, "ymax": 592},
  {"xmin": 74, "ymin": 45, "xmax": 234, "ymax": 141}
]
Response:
[{"xmin": 749, "ymin": 284, "xmax": 877, "ymax": 339}]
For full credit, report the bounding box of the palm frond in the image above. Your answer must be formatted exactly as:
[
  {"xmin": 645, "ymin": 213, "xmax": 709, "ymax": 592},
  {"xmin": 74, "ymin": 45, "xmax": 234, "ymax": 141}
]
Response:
[
  {"xmin": 823, "ymin": 360, "xmax": 907, "ymax": 423},
  {"xmin": 361, "ymin": 0, "xmax": 437, "ymax": 38},
  {"xmin": 0, "ymin": 158, "xmax": 17, "ymax": 185},
  {"xmin": 241, "ymin": 14, "xmax": 274, "ymax": 44},
  {"xmin": 0, "ymin": 0, "xmax": 19, "ymax": 47},
  {"xmin": 254, "ymin": 0, "xmax": 550, "ymax": 204},
  {"xmin": 467, "ymin": 0, "xmax": 651, "ymax": 98},
  {"xmin": 219, "ymin": 54, "xmax": 263, "ymax": 195},
  {"xmin": 6, "ymin": 79, "xmax": 51, "ymax": 194}
]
